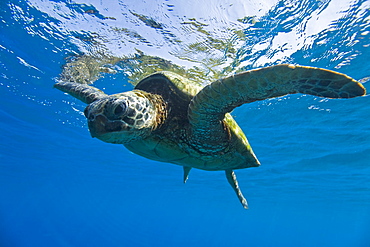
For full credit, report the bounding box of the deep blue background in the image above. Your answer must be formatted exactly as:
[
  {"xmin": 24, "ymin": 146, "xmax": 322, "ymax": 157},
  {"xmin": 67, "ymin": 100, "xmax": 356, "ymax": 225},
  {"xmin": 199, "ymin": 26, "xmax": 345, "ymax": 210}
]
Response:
[{"xmin": 1, "ymin": 0, "xmax": 370, "ymax": 246}]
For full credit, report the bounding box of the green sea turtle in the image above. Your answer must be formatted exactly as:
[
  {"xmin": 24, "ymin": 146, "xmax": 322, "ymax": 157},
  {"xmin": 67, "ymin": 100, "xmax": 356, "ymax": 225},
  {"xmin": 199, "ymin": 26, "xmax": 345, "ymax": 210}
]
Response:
[{"xmin": 55, "ymin": 64, "xmax": 366, "ymax": 209}]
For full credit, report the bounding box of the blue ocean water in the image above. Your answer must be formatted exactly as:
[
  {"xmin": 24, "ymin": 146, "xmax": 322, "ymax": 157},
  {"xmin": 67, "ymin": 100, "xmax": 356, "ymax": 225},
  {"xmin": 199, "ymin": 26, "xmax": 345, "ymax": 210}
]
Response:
[{"xmin": 1, "ymin": 0, "xmax": 370, "ymax": 246}]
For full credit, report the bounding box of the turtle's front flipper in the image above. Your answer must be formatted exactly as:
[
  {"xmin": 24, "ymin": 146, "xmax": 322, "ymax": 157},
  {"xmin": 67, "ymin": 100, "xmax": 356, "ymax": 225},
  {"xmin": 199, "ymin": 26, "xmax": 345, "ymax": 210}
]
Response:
[
  {"xmin": 225, "ymin": 170, "xmax": 248, "ymax": 209},
  {"xmin": 188, "ymin": 64, "xmax": 366, "ymax": 148},
  {"xmin": 54, "ymin": 81, "xmax": 107, "ymax": 104}
]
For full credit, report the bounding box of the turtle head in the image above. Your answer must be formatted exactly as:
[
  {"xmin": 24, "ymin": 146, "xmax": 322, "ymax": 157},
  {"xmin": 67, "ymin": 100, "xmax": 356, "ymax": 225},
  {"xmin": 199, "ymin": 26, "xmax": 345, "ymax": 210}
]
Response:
[{"xmin": 84, "ymin": 90, "xmax": 162, "ymax": 144}]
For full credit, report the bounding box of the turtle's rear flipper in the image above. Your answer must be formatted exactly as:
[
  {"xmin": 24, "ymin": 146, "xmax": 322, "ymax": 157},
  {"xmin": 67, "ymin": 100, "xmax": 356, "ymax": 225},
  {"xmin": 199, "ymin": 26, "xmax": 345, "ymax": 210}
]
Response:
[
  {"xmin": 183, "ymin": 166, "xmax": 192, "ymax": 183},
  {"xmin": 226, "ymin": 170, "xmax": 248, "ymax": 209}
]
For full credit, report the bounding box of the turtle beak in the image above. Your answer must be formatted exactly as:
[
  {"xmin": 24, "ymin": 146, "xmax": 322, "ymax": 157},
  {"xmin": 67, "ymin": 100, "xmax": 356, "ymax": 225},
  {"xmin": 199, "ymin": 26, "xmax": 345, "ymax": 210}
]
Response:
[
  {"xmin": 88, "ymin": 115, "xmax": 108, "ymax": 138},
  {"xmin": 87, "ymin": 114, "xmax": 129, "ymax": 143}
]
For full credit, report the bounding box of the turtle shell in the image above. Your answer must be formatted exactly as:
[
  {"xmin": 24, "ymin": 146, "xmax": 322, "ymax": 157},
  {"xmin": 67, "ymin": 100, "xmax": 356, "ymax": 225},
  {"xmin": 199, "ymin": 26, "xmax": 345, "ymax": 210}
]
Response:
[{"xmin": 135, "ymin": 71, "xmax": 203, "ymax": 116}]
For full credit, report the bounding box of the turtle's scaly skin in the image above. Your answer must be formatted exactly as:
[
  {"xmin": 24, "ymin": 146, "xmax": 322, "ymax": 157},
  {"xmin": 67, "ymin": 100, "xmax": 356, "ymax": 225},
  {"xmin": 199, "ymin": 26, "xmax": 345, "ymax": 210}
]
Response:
[
  {"xmin": 55, "ymin": 64, "xmax": 366, "ymax": 209},
  {"xmin": 188, "ymin": 64, "xmax": 366, "ymax": 152},
  {"xmin": 55, "ymin": 81, "xmax": 107, "ymax": 104}
]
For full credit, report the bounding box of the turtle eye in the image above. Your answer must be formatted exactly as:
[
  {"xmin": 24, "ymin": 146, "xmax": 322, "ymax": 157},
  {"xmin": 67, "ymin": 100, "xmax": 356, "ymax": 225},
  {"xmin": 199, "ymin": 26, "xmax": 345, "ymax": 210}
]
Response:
[{"xmin": 114, "ymin": 102, "xmax": 127, "ymax": 116}]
